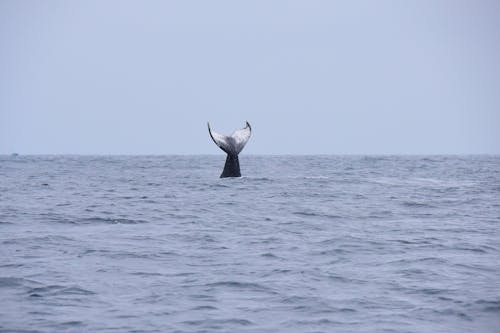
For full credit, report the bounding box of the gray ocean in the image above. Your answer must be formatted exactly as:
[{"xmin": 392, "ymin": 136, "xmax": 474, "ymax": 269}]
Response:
[{"xmin": 1, "ymin": 155, "xmax": 499, "ymax": 333}]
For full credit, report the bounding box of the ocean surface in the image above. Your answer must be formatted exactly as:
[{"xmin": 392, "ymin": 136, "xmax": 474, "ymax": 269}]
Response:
[{"xmin": 1, "ymin": 155, "xmax": 499, "ymax": 333}]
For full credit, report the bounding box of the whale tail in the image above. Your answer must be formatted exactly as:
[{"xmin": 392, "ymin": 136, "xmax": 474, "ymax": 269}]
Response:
[{"xmin": 208, "ymin": 121, "xmax": 251, "ymax": 178}]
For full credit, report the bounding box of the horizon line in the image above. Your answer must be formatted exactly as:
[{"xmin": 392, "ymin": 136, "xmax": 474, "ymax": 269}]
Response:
[{"xmin": 2, "ymin": 153, "xmax": 499, "ymax": 157}]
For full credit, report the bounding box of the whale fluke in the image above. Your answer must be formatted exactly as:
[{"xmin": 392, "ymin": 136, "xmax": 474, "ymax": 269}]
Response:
[{"xmin": 208, "ymin": 121, "xmax": 251, "ymax": 178}]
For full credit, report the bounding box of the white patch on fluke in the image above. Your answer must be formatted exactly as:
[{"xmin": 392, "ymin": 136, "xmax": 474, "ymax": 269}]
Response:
[{"xmin": 208, "ymin": 121, "xmax": 251, "ymax": 155}]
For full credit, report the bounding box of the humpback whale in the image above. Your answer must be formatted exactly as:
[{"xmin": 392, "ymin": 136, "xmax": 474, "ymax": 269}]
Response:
[{"xmin": 208, "ymin": 121, "xmax": 252, "ymax": 178}]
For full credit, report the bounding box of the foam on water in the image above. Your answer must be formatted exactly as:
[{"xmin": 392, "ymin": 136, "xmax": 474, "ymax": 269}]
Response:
[{"xmin": 0, "ymin": 155, "xmax": 499, "ymax": 332}]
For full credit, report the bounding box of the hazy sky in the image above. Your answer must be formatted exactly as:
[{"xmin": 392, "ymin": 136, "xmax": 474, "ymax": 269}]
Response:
[{"xmin": 1, "ymin": 0, "xmax": 499, "ymax": 154}]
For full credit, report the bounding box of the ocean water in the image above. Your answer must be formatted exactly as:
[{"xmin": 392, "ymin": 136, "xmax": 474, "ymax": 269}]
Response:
[{"xmin": 1, "ymin": 155, "xmax": 499, "ymax": 333}]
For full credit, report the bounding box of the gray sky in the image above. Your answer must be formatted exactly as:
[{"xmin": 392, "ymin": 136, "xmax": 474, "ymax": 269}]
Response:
[{"xmin": 1, "ymin": 0, "xmax": 499, "ymax": 154}]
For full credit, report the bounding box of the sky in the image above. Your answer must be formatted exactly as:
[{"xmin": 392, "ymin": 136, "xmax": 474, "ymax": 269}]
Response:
[{"xmin": 1, "ymin": 0, "xmax": 499, "ymax": 155}]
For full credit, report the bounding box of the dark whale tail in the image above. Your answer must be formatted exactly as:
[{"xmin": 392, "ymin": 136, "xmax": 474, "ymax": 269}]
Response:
[{"xmin": 208, "ymin": 121, "xmax": 252, "ymax": 178}]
